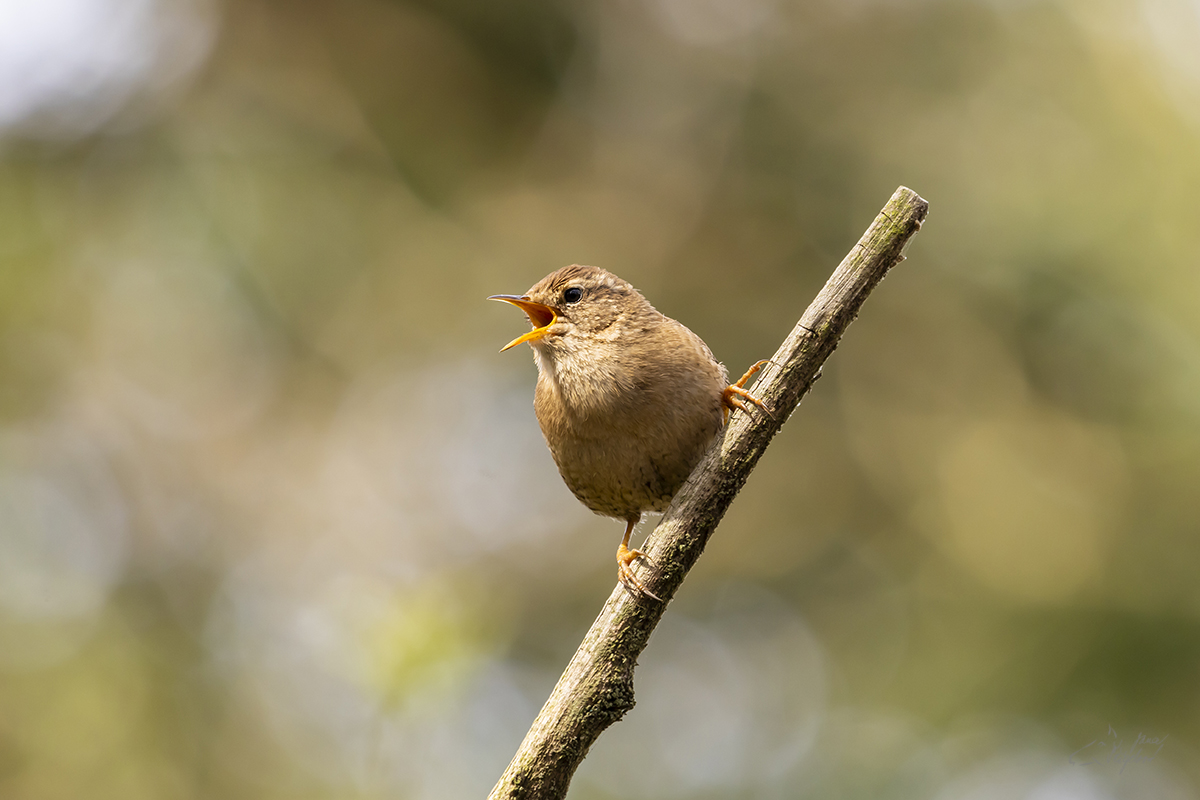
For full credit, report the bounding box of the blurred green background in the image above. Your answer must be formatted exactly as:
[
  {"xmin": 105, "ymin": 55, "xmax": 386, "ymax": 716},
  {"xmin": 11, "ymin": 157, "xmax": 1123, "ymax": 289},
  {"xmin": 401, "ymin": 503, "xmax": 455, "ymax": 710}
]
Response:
[{"xmin": 2, "ymin": 0, "xmax": 1199, "ymax": 797}]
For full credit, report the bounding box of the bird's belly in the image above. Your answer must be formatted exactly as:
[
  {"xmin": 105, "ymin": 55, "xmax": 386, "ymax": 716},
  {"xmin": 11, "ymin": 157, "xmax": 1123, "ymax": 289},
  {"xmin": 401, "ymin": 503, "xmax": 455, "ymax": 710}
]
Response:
[
  {"xmin": 542, "ymin": 417, "xmax": 719, "ymax": 521},
  {"xmin": 531, "ymin": 338, "xmax": 727, "ymax": 522}
]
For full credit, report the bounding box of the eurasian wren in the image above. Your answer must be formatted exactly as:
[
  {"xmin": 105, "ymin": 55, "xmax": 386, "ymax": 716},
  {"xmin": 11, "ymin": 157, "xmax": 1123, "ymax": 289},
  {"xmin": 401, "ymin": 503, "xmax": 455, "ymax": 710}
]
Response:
[{"xmin": 491, "ymin": 265, "xmax": 768, "ymax": 600}]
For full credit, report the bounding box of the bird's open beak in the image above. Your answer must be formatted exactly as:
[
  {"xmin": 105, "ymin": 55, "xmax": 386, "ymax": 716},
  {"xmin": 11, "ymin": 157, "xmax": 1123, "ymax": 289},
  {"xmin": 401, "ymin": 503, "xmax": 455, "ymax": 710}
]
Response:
[{"xmin": 489, "ymin": 295, "xmax": 558, "ymax": 352}]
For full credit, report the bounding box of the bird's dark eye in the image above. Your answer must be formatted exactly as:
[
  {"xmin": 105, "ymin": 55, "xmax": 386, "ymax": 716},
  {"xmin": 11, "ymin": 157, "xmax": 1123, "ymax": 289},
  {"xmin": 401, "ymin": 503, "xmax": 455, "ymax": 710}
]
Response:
[{"xmin": 563, "ymin": 287, "xmax": 583, "ymax": 304}]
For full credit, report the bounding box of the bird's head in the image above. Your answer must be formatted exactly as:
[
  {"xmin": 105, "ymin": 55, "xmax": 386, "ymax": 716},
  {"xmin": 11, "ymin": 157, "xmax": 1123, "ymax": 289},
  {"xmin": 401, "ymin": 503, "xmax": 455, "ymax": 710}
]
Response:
[{"xmin": 489, "ymin": 265, "xmax": 653, "ymax": 353}]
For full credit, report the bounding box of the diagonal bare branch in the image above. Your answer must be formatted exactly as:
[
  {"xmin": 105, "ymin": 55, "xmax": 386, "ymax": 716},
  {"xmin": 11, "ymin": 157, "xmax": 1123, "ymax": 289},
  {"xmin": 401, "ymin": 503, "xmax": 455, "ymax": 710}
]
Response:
[{"xmin": 489, "ymin": 186, "xmax": 929, "ymax": 800}]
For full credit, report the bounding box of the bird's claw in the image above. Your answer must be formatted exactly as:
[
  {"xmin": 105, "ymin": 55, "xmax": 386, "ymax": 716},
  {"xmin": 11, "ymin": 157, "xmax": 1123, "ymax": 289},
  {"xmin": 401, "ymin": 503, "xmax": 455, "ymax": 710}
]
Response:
[
  {"xmin": 722, "ymin": 359, "xmax": 773, "ymax": 423},
  {"xmin": 617, "ymin": 545, "xmax": 662, "ymax": 602}
]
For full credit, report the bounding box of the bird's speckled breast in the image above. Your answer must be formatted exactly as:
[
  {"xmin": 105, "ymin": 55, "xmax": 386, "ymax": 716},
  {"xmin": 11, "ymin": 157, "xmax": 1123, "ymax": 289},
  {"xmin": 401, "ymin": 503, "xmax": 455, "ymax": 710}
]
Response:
[{"xmin": 531, "ymin": 318, "xmax": 726, "ymax": 521}]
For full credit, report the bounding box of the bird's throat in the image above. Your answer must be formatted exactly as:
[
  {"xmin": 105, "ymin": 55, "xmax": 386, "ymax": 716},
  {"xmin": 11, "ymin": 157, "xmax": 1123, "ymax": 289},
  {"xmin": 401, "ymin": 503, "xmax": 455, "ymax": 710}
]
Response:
[
  {"xmin": 532, "ymin": 346, "xmax": 560, "ymax": 394},
  {"xmin": 533, "ymin": 338, "xmax": 634, "ymax": 421}
]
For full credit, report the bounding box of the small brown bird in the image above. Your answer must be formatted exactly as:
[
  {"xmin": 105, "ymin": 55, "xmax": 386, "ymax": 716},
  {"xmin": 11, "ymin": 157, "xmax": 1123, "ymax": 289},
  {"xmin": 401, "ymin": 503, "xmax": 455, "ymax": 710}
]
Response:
[{"xmin": 491, "ymin": 265, "xmax": 770, "ymax": 600}]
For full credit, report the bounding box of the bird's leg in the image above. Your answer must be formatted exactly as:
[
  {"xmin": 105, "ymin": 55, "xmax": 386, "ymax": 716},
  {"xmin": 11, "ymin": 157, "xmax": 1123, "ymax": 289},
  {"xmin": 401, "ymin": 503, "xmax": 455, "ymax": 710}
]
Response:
[
  {"xmin": 616, "ymin": 516, "xmax": 661, "ymax": 602},
  {"xmin": 722, "ymin": 359, "xmax": 773, "ymax": 424}
]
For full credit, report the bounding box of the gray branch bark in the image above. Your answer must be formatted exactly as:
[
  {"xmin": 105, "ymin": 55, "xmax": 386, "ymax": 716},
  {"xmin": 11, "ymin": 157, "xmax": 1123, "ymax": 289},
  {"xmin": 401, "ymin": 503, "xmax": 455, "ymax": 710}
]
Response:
[{"xmin": 489, "ymin": 186, "xmax": 929, "ymax": 800}]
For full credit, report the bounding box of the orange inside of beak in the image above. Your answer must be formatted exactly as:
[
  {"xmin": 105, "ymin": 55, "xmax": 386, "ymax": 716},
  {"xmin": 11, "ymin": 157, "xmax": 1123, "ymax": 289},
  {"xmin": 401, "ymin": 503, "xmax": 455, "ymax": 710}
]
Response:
[{"xmin": 489, "ymin": 295, "xmax": 558, "ymax": 351}]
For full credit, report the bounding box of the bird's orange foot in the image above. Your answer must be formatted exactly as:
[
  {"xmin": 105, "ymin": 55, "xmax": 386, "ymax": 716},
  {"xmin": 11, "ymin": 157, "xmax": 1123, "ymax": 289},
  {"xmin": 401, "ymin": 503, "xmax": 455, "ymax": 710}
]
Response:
[
  {"xmin": 617, "ymin": 542, "xmax": 662, "ymax": 602},
  {"xmin": 722, "ymin": 359, "xmax": 773, "ymax": 424}
]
